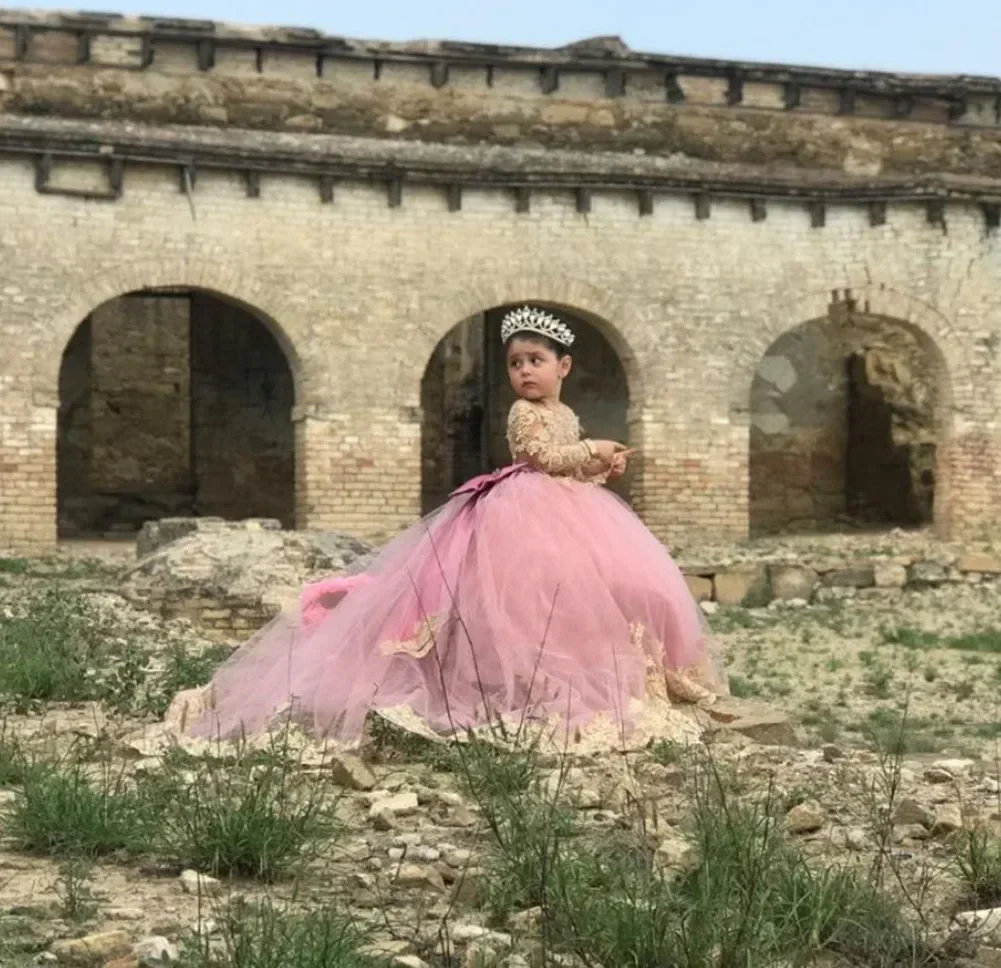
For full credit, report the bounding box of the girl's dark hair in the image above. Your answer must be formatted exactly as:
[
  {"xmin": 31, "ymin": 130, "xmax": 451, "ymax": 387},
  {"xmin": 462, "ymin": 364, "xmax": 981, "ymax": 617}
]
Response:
[{"xmin": 503, "ymin": 330, "xmax": 570, "ymax": 359}]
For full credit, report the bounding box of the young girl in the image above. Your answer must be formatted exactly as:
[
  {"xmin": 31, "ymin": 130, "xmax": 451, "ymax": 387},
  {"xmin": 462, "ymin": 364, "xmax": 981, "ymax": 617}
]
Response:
[{"xmin": 168, "ymin": 307, "xmax": 727, "ymax": 753}]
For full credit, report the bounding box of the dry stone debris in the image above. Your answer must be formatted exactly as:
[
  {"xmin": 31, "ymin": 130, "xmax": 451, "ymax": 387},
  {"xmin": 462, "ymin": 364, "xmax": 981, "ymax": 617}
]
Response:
[
  {"xmin": 123, "ymin": 518, "xmax": 374, "ymax": 629},
  {"xmin": 822, "ymin": 566, "xmax": 875, "ymax": 588},
  {"xmin": 50, "ymin": 931, "xmax": 132, "ymax": 964},
  {"xmin": 369, "ymin": 791, "xmax": 419, "ymax": 818},
  {"xmin": 785, "ymin": 800, "xmax": 825, "ymax": 834},
  {"xmin": 959, "ymin": 554, "xmax": 1001, "ymax": 574},
  {"xmin": 955, "ymin": 907, "xmax": 1001, "ymax": 939}
]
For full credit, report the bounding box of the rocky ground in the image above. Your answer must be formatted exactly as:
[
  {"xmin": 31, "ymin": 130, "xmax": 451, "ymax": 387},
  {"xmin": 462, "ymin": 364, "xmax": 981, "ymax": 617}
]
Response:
[{"xmin": 3, "ymin": 532, "xmax": 1001, "ymax": 966}]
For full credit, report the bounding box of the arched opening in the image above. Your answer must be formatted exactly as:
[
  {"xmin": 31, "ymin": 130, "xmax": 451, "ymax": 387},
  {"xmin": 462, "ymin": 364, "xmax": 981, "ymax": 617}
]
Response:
[
  {"xmin": 749, "ymin": 310, "xmax": 943, "ymax": 536},
  {"xmin": 57, "ymin": 288, "xmax": 295, "ymax": 538},
  {"xmin": 420, "ymin": 304, "xmax": 630, "ymax": 513}
]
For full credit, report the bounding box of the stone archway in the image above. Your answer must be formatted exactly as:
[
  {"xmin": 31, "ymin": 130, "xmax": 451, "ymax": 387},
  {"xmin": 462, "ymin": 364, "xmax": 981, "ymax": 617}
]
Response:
[
  {"xmin": 748, "ymin": 308, "xmax": 948, "ymax": 536},
  {"xmin": 57, "ymin": 288, "xmax": 296, "ymax": 538},
  {"xmin": 420, "ymin": 303, "xmax": 631, "ymax": 513}
]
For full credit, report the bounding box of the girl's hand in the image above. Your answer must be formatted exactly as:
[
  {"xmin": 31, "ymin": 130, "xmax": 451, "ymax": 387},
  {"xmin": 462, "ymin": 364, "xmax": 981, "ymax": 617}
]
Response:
[
  {"xmin": 592, "ymin": 440, "xmax": 630, "ymax": 464},
  {"xmin": 608, "ymin": 449, "xmax": 634, "ymax": 479}
]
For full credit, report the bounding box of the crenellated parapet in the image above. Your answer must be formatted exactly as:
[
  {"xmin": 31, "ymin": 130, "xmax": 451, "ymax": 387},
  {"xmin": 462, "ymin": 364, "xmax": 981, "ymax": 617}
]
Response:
[{"xmin": 8, "ymin": 13, "xmax": 1001, "ymax": 555}]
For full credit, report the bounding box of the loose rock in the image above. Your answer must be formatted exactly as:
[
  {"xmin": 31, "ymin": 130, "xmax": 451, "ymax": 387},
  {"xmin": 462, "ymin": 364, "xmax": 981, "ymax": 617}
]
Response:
[
  {"xmin": 924, "ymin": 767, "xmax": 954, "ymax": 784},
  {"xmin": 785, "ymin": 801, "xmax": 825, "ymax": 834},
  {"xmin": 935, "ymin": 758, "xmax": 976, "ymax": 775},
  {"xmin": 845, "ymin": 827, "xmax": 868, "ymax": 851},
  {"xmin": 891, "ymin": 798, "xmax": 933, "ymax": 829},
  {"xmin": 135, "ymin": 936, "xmax": 180, "ymax": 966},
  {"xmin": 179, "ymin": 870, "xmax": 223, "ymax": 897},
  {"xmin": 444, "ymin": 847, "xmax": 473, "ymax": 868},
  {"xmin": 328, "ymin": 753, "xmax": 377, "ymax": 791},
  {"xmin": 451, "ymin": 924, "xmax": 513, "ymax": 947},
  {"xmin": 394, "ymin": 863, "xmax": 446, "ymax": 892},
  {"xmin": 955, "ymin": 907, "xmax": 1001, "ymax": 937},
  {"xmin": 893, "ymin": 823, "xmax": 930, "ymax": 843},
  {"xmin": 932, "ymin": 803, "xmax": 963, "ymax": 836},
  {"xmin": 50, "ymin": 931, "xmax": 132, "ymax": 965},
  {"xmin": 369, "ymin": 792, "xmax": 419, "ymax": 820}
]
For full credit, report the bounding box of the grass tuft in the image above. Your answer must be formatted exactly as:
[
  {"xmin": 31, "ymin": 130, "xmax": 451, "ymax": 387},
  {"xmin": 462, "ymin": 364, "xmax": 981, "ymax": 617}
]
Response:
[
  {"xmin": 955, "ymin": 828, "xmax": 1001, "ymax": 909},
  {"xmin": 5, "ymin": 759, "xmax": 153, "ymax": 858},
  {"xmin": 0, "ymin": 587, "xmax": 227, "ymax": 717},
  {"xmin": 457, "ymin": 731, "xmax": 935, "ymax": 968},
  {"xmin": 149, "ymin": 730, "xmax": 340, "ymax": 881},
  {"xmin": 180, "ymin": 896, "xmax": 380, "ymax": 968}
]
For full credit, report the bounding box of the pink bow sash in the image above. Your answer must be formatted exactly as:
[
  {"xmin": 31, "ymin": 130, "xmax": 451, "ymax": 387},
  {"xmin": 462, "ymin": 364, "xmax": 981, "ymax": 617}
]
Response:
[{"xmin": 450, "ymin": 462, "xmax": 531, "ymax": 499}]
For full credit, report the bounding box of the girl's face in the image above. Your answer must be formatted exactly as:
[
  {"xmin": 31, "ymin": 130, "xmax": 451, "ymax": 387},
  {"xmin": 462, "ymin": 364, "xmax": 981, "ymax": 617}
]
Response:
[{"xmin": 506, "ymin": 336, "xmax": 572, "ymax": 402}]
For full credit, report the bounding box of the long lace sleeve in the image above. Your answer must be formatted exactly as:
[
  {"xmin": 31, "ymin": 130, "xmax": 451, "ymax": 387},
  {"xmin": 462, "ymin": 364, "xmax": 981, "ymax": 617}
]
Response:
[{"xmin": 506, "ymin": 400, "xmax": 596, "ymax": 477}]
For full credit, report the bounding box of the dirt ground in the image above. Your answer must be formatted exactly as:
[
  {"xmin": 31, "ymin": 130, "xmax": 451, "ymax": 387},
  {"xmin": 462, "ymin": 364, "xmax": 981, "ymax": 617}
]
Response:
[{"xmin": 3, "ymin": 532, "xmax": 1001, "ymax": 967}]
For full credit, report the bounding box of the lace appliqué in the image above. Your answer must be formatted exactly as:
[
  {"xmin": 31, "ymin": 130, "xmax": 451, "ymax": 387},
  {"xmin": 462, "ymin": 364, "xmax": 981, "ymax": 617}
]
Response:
[
  {"xmin": 631, "ymin": 622, "xmax": 721, "ymax": 708},
  {"xmin": 372, "ymin": 624, "xmax": 725, "ymax": 755},
  {"xmin": 377, "ymin": 614, "xmax": 446, "ymax": 658},
  {"xmin": 506, "ymin": 400, "xmax": 609, "ymax": 484}
]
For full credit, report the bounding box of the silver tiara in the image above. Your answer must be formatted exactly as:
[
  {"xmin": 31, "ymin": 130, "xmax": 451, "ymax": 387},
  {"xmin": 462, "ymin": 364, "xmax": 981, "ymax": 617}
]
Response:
[{"xmin": 500, "ymin": 306, "xmax": 575, "ymax": 347}]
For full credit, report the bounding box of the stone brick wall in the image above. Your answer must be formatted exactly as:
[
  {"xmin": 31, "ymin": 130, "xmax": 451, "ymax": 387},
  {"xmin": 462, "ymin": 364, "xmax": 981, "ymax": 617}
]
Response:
[
  {"xmin": 3, "ymin": 174, "xmax": 1001, "ymax": 552},
  {"xmin": 4, "ymin": 12, "xmax": 1001, "ymax": 552}
]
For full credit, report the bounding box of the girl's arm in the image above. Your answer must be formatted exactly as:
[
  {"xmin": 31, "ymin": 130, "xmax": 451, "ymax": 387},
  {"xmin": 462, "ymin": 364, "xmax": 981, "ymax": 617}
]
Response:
[{"xmin": 507, "ymin": 402, "xmax": 596, "ymax": 476}]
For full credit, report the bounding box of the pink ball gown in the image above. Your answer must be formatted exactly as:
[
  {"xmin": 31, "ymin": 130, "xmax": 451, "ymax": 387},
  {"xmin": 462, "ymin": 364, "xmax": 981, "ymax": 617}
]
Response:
[{"xmin": 169, "ymin": 399, "xmax": 727, "ymax": 753}]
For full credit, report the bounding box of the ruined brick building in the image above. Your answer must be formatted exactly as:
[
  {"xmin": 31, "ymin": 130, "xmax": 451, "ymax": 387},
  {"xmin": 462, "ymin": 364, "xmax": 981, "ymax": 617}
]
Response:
[{"xmin": 2, "ymin": 9, "xmax": 1001, "ymax": 552}]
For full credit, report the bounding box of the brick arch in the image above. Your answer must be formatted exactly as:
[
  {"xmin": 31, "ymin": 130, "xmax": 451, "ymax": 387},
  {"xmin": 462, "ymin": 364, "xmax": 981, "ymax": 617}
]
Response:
[
  {"xmin": 727, "ymin": 283, "xmax": 973, "ymax": 420},
  {"xmin": 33, "ymin": 259, "xmax": 306, "ymax": 402},
  {"xmin": 730, "ymin": 282, "xmax": 969, "ymax": 539},
  {"xmin": 402, "ymin": 275, "xmax": 643, "ymax": 408}
]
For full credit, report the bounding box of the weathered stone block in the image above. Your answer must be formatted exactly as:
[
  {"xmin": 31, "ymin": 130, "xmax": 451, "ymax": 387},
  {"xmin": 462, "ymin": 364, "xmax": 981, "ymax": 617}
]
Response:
[
  {"xmin": 769, "ymin": 565, "xmax": 817, "ymax": 601},
  {"xmin": 908, "ymin": 562, "xmax": 948, "ymax": 585},
  {"xmin": 714, "ymin": 566, "xmax": 772, "ymax": 608},
  {"xmin": 873, "ymin": 562, "xmax": 908, "ymax": 587},
  {"xmin": 684, "ymin": 574, "xmax": 714, "ymax": 601},
  {"xmin": 136, "ymin": 517, "xmax": 228, "ymax": 558},
  {"xmin": 706, "ymin": 698, "xmax": 797, "ymax": 746},
  {"xmin": 821, "ymin": 566, "xmax": 875, "ymax": 588},
  {"xmin": 959, "ymin": 554, "xmax": 1001, "ymax": 574}
]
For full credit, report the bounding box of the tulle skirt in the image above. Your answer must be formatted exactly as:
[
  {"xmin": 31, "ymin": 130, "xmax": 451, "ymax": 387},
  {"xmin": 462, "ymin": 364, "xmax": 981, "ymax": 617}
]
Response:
[{"xmin": 171, "ymin": 464, "xmax": 727, "ymax": 753}]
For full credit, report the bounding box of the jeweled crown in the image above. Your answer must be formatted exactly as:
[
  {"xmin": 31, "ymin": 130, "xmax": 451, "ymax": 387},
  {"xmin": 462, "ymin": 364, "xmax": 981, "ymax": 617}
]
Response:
[{"xmin": 500, "ymin": 306, "xmax": 576, "ymax": 348}]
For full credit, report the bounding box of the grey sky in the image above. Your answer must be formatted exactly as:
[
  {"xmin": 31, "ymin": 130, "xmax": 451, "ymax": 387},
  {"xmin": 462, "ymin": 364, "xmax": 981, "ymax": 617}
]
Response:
[{"xmin": 15, "ymin": 0, "xmax": 1000, "ymax": 77}]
